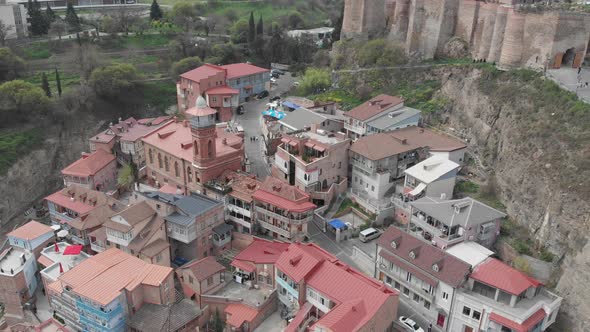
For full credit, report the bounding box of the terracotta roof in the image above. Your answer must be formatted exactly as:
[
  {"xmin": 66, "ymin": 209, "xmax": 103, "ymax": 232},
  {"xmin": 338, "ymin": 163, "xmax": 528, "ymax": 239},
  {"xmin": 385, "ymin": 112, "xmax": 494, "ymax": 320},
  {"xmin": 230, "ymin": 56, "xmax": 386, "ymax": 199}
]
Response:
[
  {"xmin": 158, "ymin": 184, "xmax": 181, "ymax": 194},
  {"xmin": 224, "ymin": 172, "xmax": 261, "ymax": 203},
  {"xmin": 275, "ymin": 243, "xmax": 335, "ymax": 283},
  {"xmin": 89, "ymin": 129, "xmax": 116, "ymax": 144},
  {"xmin": 57, "ymin": 248, "xmax": 172, "ymax": 306},
  {"xmin": 180, "ymin": 63, "xmax": 225, "ymax": 82},
  {"xmin": 140, "ymin": 238, "xmax": 170, "ymax": 258},
  {"xmin": 489, "ymin": 308, "xmax": 546, "ymax": 332},
  {"xmin": 221, "ymin": 63, "xmax": 269, "ymax": 79},
  {"xmin": 470, "ymin": 258, "xmax": 542, "ymax": 295},
  {"xmin": 61, "ymin": 149, "xmax": 116, "ymax": 177},
  {"xmin": 233, "ymin": 238, "xmax": 290, "ymax": 264},
  {"xmin": 142, "ymin": 121, "xmax": 243, "ymax": 162},
  {"xmin": 206, "ymin": 86, "xmax": 239, "ymax": 95},
  {"xmin": 346, "ymin": 94, "xmax": 404, "ymax": 121},
  {"xmin": 225, "ymin": 303, "xmax": 258, "ymax": 328},
  {"xmin": 350, "ymin": 126, "xmax": 466, "ymax": 160},
  {"xmin": 253, "ymin": 177, "xmax": 316, "ymax": 212},
  {"xmin": 284, "ymin": 302, "xmax": 313, "ymax": 332},
  {"xmin": 45, "ymin": 185, "xmax": 118, "ymax": 215},
  {"xmin": 34, "ymin": 318, "xmax": 70, "ymax": 332},
  {"xmin": 180, "ymin": 256, "xmax": 225, "ymax": 281},
  {"xmin": 376, "ymin": 227, "xmax": 471, "ymax": 288},
  {"xmin": 231, "ymin": 259, "xmax": 256, "ymax": 273},
  {"xmin": 127, "ymin": 298, "xmax": 201, "ymax": 332},
  {"xmin": 8, "ymin": 220, "xmax": 53, "ymax": 241},
  {"xmin": 105, "ymin": 201, "xmax": 156, "ymax": 232}
]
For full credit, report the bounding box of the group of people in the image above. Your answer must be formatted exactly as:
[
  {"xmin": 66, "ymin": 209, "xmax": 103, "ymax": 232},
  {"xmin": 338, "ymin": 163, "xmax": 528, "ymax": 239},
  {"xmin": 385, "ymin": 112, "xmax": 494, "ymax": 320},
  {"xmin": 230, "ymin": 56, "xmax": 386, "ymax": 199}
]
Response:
[{"xmin": 249, "ymin": 136, "xmax": 262, "ymax": 142}]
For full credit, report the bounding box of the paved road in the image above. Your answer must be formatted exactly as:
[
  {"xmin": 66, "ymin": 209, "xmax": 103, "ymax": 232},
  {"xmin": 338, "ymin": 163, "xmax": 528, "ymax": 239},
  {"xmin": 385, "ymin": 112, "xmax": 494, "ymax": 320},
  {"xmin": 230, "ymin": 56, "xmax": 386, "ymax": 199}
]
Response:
[
  {"xmin": 234, "ymin": 73, "xmax": 296, "ymax": 180},
  {"xmin": 547, "ymin": 67, "xmax": 590, "ymax": 103}
]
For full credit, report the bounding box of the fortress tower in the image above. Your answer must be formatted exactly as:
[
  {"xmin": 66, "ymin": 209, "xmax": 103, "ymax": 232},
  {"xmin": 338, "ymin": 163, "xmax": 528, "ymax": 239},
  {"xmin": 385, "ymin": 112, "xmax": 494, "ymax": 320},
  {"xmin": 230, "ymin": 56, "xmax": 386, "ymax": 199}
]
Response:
[{"xmin": 341, "ymin": 0, "xmax": 387, "ymax": 40}]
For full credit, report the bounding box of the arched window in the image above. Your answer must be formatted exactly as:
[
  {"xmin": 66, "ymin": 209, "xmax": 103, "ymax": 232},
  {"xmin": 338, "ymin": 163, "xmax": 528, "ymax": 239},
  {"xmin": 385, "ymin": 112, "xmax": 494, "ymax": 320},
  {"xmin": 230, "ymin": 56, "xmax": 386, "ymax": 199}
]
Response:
[
  {"xmin": 158, "ymin": 153, "xmax": 162, "ymax": 168},
  {"xmin": 187, "ymin": 167, "xmax": 193, "ymax": 183},
  {"xmin": 194, "ymin": 141, "xmax": 198, "ymax": 156},
  {"xmin": 322, "ymin": 179, "xmax": 328, "ymax": 190},
  {"xmin": 148, "ymin": 149, "xmax": 153, "ymax": 164},
  {"xmin": 164, "ymin": 156, "xmax": 169, "ymax": 171},
  {"xmin": 174, "ymin": 161, "xmax": 179, "ymax": 177},
  {"xmin": 208, "ymin": 140, "xmax": 213, "ymax": 158}
]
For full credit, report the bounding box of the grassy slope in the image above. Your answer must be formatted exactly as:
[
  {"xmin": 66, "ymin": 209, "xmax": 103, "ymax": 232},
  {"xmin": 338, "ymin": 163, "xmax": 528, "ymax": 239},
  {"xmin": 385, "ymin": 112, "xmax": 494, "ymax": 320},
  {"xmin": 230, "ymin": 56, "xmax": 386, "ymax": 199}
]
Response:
[{"xmin": 0, "ymin": 131, "xmax": 43, "ymax": 175}]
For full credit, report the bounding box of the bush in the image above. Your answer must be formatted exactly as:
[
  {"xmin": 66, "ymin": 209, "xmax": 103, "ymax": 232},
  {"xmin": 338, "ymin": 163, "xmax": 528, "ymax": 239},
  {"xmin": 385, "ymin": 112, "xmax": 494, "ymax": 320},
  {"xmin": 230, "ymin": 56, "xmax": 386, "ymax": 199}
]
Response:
[
  {"xmin": 89, "ymin": 63, "xmax": 139, "ymax": 99},
  {"xmin": 512, "ymin": 239, "xmax": 532, "ymax": 256},
  {"xmin": 299, "ymin": 67, "xmax": 330, "ymax": 95},
  {"xmin": 540, "ymin": 249, "xmax": 555, "ymax": 263}
]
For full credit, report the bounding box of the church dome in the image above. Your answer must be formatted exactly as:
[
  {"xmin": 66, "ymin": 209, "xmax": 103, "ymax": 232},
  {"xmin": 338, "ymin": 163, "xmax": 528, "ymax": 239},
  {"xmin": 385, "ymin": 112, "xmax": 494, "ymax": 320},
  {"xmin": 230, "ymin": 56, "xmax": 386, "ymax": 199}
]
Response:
[{"xmin": 185, "ymin": 96, "xmax": 217, "ymax": 117}]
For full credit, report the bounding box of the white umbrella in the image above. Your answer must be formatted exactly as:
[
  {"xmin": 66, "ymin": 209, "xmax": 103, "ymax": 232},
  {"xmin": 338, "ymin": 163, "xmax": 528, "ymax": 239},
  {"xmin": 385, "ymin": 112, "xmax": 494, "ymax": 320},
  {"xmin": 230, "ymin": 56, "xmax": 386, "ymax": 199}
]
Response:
[
  {"xmin": 50, "ymin": 225, "xmax": 61, "ymax": 231},
  {"xmin": 57, "ymin": 230, "xmax": 69, "ymax": 238}
]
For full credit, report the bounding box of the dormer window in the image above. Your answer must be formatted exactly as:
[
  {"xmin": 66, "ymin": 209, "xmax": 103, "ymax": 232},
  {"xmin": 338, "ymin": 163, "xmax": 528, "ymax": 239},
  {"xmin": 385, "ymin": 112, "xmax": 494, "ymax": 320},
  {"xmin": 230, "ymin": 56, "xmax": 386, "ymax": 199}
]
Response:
[
  {"xmin": 409, "ymin": 251, "xmax": 416, "ymax": 259},
  {"xmin": 432, "ymin": 264, "xmax": 439, "ymax": 272},
  {"xmin": 391, "ymin": 241, "xmax": 397, "ymax": 249}
]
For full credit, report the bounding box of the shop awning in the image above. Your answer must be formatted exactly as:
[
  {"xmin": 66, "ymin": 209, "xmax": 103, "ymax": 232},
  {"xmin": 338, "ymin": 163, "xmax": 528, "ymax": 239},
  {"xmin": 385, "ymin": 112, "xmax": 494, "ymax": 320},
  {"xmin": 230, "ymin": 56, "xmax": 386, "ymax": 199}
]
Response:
[
  {"xmin": 329, "ymin": 219, "xmax": 347, "ymax": 230},
  {"xmin": 408, "ymin": 183, "xmax": 426, "ymax": 196}
]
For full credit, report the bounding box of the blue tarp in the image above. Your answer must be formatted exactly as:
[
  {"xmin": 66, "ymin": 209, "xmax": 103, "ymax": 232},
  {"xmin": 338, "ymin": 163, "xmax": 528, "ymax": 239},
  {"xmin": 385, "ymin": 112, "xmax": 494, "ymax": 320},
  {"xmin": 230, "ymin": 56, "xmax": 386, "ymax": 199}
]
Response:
[
  {"xmin": 282, "ymin": 101, "xmax": 300, "ymax": 109},
  {"xmin": 329, "ymin": 219, "xmax": 347, "ymax": 230},
  {"xmin": 262, "ymin": 109, "xmax": 286, "ymax": 120}
]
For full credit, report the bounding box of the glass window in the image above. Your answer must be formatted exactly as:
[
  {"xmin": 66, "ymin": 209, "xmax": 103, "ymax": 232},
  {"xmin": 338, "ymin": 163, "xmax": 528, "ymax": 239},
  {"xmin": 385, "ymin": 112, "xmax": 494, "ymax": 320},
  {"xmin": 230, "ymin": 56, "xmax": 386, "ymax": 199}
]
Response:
[
  {"xmin": 403, "ymin": 287, "xmax": 410, "ymax": 296},
  {"xmin": 462, "ymin": 306, "xmax": 471, "ymax": 316},
  {"xmin": 472, "ymin": 310, "xmax": 481, "ymax": 320},
  {"xmin": 394, "ymin": 281, "xmax": 400, "ymax": 290},
  {"xmin": 413, "ymin": 294, "xmax": 420, "ymax": 302},
  {"xmin": 442, "ymin": 292, "xmax": 449, "ymax": 300},
  {"xmin": 424, "ymin": 301, "xmax": 431, "ymax": 310}
]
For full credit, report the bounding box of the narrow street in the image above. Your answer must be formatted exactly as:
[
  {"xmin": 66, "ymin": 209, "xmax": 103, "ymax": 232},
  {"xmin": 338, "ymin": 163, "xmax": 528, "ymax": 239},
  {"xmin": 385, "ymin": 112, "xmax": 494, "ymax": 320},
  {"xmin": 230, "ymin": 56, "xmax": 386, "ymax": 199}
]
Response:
[{"xmin": 233, "ymin": 73, "xmax": 296, "ymax": 180}]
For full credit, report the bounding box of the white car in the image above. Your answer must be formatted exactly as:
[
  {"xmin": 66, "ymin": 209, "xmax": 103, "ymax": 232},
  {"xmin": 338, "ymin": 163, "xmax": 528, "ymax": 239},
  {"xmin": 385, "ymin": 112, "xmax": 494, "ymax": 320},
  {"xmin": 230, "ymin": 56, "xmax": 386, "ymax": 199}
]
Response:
[
  {"xmin": 270, "ymin": 77, "xmax": 277, "ymax": 83},
  {"xmin": 399, "ymin": 316, "xmax": 424, "ymax": 332}
]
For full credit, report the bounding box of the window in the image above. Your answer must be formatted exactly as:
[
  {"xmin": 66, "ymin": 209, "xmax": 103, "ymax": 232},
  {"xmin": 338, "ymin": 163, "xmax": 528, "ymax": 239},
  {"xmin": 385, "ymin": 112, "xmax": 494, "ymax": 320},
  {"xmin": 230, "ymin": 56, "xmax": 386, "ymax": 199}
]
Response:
[
  {"xmin": 473, "ymin": 281, "xmax": 496, "ymax": 300},
  {"xmin": 148, "ymin": 149, "xmax": 153, "ymax": 164},
  {"xmin": 187, "ymin": 167, "xmax": 193, "ymax": 182},
  {"xmin": 174, "ymin": 162, "xmax": 179, "ymax": 177},
  {"xmin": 462, "ymin": 306, "xmax": 471, "ymax": 316},
  {"xmin": 424, "ymin": 301, "xmax": 431, "ymax": 310},
  {"xmin": 207, "ymin": 277, "xmax": 213, "ymax": 286},
  {"xmin": 394, "ymin": 281, "xmax": 400, "ymax": 290},
  {"xmin": 208, "ymin": 140, "xmax": 213, "ymax": 158},
  {"xmin": 212, "ymin": 97, "xmax": 217, "ymax": 102},
  {"xmin": 158, "ymin": 153, "xmax": 162, "ymax": 168},
  {"xmin": 155, "ymin": 253, "xmax": 162, "ymax": 263},
  {"xmin": 472, "ymin": 310, "xmax": 481, "ymax": 320},
  {"xmin": 413, "ymin": 293, "xmax": 420, "ymax": 302},
  {"xmin": 338, "ymin": 161, "xmax": 341, "ymax": 169},
  {"xmin": 406, "ymin": 272, "xmax": 412, "ymax": 282},
  {"xmin": 371, "ymin": 185, "xmax": 375, "ymax": 192},
  {"xmin": 442, "ymin": 292, "xmax": 449, "ymax": 300},
  {"xmin": 189, "ymin": 276, "xmax": 194, "ymax": 284},
  {"xmin": 385, "ymin": 276, "xmax": 392, "ymax": 285},
  {"xmin": 403, "ymin": 287, "xmax": 410, "ymax": 297},
  {"xmin": 164, "ymin": 156, "xmax": 169, "ymax": 171}
]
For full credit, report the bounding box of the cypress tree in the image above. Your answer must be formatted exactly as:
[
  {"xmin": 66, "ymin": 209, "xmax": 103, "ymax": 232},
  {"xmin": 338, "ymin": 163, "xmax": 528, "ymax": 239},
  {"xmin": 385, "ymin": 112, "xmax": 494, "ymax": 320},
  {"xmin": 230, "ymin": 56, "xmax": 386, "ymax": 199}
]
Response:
[
  {"xmin": 256, "ymin": 15, "xmax": 263, "ymax": 36},
  {"xmin": 150, "ymin": 0, "xmax": 163, "ymax": 21},
  {"xmin": 248, "ymin": 11, "xmax": 255, "ymax": 43},
  {"xmin": 45, "ymin": 4, "xmax": 56, "ymax": 23},
  {"xmin": 28, "ymin": 0, "xmax": 49, "ymax": 35},
  {"xmin": 41, "ymin": 72, "xmax": 51, "ymax": 97},
  {"xmin": 65, "ymin": 2, "xmax": 80, "ymax": 32},
  {"xmin": 333, "ymin": 4, "xmax": 344, "ymax": 42},
  {"xmin": 55, "ymin": 68, "xmax": 62, "ymax": 97}
]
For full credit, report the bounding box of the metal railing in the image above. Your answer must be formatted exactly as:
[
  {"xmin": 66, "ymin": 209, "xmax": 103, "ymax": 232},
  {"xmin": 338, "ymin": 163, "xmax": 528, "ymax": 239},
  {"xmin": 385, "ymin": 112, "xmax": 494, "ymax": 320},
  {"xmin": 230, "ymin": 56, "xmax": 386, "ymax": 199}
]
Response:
[{"xmin": 258, "ymin": 219, "xmax": 291, "ymax": 238}]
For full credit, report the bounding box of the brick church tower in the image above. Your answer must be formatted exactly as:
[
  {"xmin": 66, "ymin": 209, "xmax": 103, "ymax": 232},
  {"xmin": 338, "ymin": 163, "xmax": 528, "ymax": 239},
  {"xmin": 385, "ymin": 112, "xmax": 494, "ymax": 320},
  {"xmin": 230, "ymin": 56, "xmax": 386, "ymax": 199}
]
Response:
[{"xmin": 186, "ymin": 96, "xmax": 218, "ymax": 164}]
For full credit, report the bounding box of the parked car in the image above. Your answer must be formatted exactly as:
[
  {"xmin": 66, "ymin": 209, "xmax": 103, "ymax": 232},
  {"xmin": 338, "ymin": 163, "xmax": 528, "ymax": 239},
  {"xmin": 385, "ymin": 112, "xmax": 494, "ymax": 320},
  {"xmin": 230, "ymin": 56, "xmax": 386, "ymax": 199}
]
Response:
[
  {"xmin": 271, "ymin": 69, "xmax": 285, "ymax": 76},
  {"xmin": 271, "ymin": 72, "xmax": 280, "ymax": 79},
  {"xmin": 270, "ymin": 96, "xmax": 281, "ymax": 102},
  {"xmin": 258, "ymin": 90, "xmax": 269, "ymax": 99},
  {"xmin": 270, "ymin": 77, "xmax": 277, "ymax": 84},
  {"xmin": 359, "ymin": 228, "xmax": 381, "ymax": 243},
  {"xmin": 399, "ymin": 316, "xmax": 424, "ymax": 332},
  {"xmin": 236, "ymin": 105, "xmax": 244, "ymax": 114}
]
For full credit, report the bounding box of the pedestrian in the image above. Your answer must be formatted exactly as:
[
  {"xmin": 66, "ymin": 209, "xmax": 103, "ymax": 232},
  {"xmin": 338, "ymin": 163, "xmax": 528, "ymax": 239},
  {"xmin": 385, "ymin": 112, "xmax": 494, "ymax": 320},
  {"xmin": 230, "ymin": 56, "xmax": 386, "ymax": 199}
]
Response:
[
  {"xmin": 586, "ymin": 82, "xmax": 588, "ymax": 87},
  {"xmin": 578, "ymin": 67, "xmax": 582, "ymax": 75},
  {"xmin": 428, "ymin": 323, "xmax": 432, "ymax": 332}
]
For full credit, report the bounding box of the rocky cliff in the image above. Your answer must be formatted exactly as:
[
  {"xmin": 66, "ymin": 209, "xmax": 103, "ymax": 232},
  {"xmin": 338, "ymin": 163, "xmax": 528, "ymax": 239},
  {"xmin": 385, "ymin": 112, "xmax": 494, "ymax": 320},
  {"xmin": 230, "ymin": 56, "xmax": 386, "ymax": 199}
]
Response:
[{"xmin": 436, "ymin": 67, "xmax": 589, "ymax": 331}]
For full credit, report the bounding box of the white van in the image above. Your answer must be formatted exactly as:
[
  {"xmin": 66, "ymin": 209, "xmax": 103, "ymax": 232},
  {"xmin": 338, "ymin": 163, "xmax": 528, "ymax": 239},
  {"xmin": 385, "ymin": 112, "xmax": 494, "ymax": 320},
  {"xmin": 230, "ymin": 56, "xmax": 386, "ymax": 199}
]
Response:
[{"xmin": 359, "ymin": 228, "xmax": 381, "ymax": 243}]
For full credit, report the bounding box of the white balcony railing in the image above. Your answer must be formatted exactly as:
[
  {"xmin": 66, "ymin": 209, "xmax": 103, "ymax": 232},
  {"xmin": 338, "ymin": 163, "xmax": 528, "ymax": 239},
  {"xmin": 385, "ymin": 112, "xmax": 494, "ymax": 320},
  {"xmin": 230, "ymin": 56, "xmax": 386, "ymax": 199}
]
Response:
[{"xmin": 258, "ymin": 219, "xmax": 291, "ymax": 238}]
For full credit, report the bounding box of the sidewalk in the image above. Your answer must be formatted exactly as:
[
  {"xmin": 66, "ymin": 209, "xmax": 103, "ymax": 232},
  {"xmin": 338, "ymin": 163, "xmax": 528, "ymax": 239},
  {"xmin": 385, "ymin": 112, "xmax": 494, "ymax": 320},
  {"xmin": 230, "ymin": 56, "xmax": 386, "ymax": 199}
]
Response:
[{"xmin": 546, "ymin": 68, "xmax": 590, "ymax": 103}]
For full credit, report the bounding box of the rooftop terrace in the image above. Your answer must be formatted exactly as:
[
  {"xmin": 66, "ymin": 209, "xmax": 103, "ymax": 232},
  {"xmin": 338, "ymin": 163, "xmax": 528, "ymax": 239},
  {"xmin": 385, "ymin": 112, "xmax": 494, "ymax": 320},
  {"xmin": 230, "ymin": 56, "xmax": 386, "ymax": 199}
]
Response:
[
  {"xmin": 0, "ymin": 247, "xmax": 32, "ymax": 276},
  {"xmin": 40, "ymin": 242, "xmax": 91, "ymax": 281},
  {"xmin": 214, "ymin": 280, "xmax": 274, "ymax": 309}
]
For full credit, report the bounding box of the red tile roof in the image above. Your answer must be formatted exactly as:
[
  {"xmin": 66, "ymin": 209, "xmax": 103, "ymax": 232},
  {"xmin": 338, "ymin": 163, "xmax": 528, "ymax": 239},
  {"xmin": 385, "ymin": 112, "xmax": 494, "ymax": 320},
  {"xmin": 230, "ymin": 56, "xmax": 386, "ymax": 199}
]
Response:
[
  {"xmin": 225, "ymin": 303, "xmax": 258, "ymax": 328},
  {"xmin": 61, "ymin": 149, "xmax": 116, "ymax": 177},
  {"xmin": 253, "ymin": 177, "xmax": 315, "ymax": 213},
  {"xmin": 185, "ymin": 105, "xmax": 217, "ymax": 117},
  {"xmin": 34, "ymin": 318, "xmax": 70, "ymax": 332},
  {"xmin": 346, "ymin": 94, "xmax": 404, "ymax": 121},
  {"xmin": 180, "ymin": 63, "xmax": 225, "ymax": 82},
  {"xmin": 233, "ymin": 238, "xmax": 290, "ymax": 264},
  {"xmin": 470, "ymin": 258, "xmax": 542, "ymax": 295},
  {"xmin": 489, "ymin": 308, "xmax": 546, "ymax": 332},
  {"xmin": 284, "ymin": 302, "xmax": 313, "ymax": 332},
  {"xmin": 221, "ymin": 63, "xmax": 269, "ymax": 79},
  {"xmin": 8, "ymin": 220, "xmax": 53, "ymax": 241},
  {"xmin": 376, "ymin": 227, "xmax": 471, "ymax": 288},
  {"xmin": 231, "ymin": 259, "xmax": 256, "ymax": 273},
  {"xmin": 275, "ymin": 243, "xmax": 335, "ymax": 283},
  {"xmin": 180, "ymin": 256, "xmax": 225, "ymax": 281},
  {"xmin": 45, "ymin": 185, "xmax": 118, "ymax": 215},
  {"xmin": 206, "ymin": 86, "xmax": 239, "ymax": 95}
]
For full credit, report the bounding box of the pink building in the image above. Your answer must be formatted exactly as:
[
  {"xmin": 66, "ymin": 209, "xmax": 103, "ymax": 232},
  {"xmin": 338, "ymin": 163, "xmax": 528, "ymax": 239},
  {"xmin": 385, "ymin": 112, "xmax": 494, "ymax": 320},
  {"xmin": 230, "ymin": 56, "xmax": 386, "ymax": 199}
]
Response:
[
  {"xmin": 177, "ymin": 63, "xmax": 270, "ymax": 122},
  {"xmin": 142, "ymin": 99, "xmax": 245, "ymax": 196},
  {"xmin": 177, "ymin": 256, "xmax": 226, "ymax": 307},
  {"xmin": 61, "ymin": 149, "xmax": 117, "ymax": 192}
]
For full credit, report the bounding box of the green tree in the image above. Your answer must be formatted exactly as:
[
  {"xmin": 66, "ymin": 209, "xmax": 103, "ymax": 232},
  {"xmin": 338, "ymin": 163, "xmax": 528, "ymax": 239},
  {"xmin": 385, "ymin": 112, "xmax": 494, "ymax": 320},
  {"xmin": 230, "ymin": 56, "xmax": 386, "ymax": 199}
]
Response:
[
  {"xmin": 230, "ymin": 19, "xmax": 249, "ymax": 44},
  {"xmin": 256, "ymin": 15, "xmax": 263, "ymax": 36},
  {"xmin": 45, "ymin": 4, "xmax": 56, "ymax": 23},
  {"xmin": 117, "ymin": 163, "xmax": 136, "ymax": 190},
  {"xmin": 288, "ymin": 12, "xmax": 303, "ymax": 29},
  {"xmin": 332, "ymin": 4, "xmax": 344, "ymax": 42},
  {"xmin": 0, "ymin": 48, "xmax": 25, "ymax": 82},
  {"xmin": 299, "ymin": 68, "xmax": 331, "ymax": 95},
  {"xmin": 0, "ymin": 20, "xmax": 13, "ymax": 46},
  {"xmin": 171, "ymin": 56, "xmax": 202, "ymax": 79},
  {"xmin": 150, "ymin": 0, "xmax": 163, "ymax": 21},
  {"xmin": 49, "ymin": 20, "xmax": 67, "ymax": 40},
  {"xmin": 55, "ymin": 68, "xmax": 62, "ymax": 96},
  {"xmin": 0, "ymin": 80, "xmax": 51, "ymax": 114},
  {"xmin": 212, "ymin": 308, "xmax": 225, "ymax": 332},
  {"xmin": 65, "ymin": 2, "xmax": 80, "ymax": 32},
  {"xmin": 357, "ymin": 39, "xmax": 407, "ymax": 68},
  {"xmin": 89, "ymin": 63, "xmax": 139, "ymax": 99},
  {"xmin": 169, "ymin": 2, "xmax": 198, "ymax": 32},
  {"xmin": 248, "ymin": 11, "xmax": 255, "ymax": 43},
  {"xmin": 41, "ymin": 72, "xmax": 51, "ymax": 97},
  {"xmin": 28, "ymin": 0, "xmax": 49, "ymax": 35}
]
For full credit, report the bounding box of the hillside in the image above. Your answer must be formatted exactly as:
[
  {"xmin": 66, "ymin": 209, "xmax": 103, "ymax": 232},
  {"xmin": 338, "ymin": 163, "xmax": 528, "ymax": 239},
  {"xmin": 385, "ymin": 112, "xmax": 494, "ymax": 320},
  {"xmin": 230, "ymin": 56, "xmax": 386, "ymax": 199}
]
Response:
[{"xmin": 331, "ymin": 64, "xmax": 589, "ymax": 331}]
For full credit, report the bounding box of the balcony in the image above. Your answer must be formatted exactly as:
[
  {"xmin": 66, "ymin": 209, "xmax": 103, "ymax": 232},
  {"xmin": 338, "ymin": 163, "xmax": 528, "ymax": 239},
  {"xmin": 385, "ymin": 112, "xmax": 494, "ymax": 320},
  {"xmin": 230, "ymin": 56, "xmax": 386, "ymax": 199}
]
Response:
[
  {"xmin": 255, "ymin": 206, "xmax": 311, "ymax": 225},
  {"xmin": 344, "ymin": 122, "xmax": 365, "ymax": 135},
  {"xmin": 258, "ymin": 219, "xmax": 291, "ymax": 238},
  {"xmin": 276, "ymin": 276, "xmax": 299, "ymax": 299},
  {"xmin": 410, "ymin": 215, "xmax": 463, "ymax": 247},
  {"xmin": 90, "ymin": 241, "xmax": 106, "ymax": 253},
  {"xmin": 77, "ymin": 299, "xmax": 123, "ymax": 321},
  {"xmin": 348, "ymin": 188, "xmax": 392, "ymax": 213},
  {"xmin": 378, "ymin": 265, "xmax": 435, "ymax": 302},
  {"xmin": 351, "ymin": 158, "xmax": 375, "ymax": 175},
  {"xmin": 50, "ymin": 210, "xmax": 75, "ymax": 223},
  {"xmin": 70, "ymin": 234, "xmax": 89, "ymax": 246}
]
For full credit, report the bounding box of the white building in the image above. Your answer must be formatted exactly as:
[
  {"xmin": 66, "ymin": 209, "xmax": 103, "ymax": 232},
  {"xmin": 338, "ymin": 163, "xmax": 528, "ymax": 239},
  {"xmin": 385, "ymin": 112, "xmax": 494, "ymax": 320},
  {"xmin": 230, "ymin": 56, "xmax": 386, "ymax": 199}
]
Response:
[
  {"xmin": 403, "ymin": 156, "xmax": 460, "ymax": 200},
  {"xmin": 0, "ymin": 0, "xmax": 27, "ymax": 39}
]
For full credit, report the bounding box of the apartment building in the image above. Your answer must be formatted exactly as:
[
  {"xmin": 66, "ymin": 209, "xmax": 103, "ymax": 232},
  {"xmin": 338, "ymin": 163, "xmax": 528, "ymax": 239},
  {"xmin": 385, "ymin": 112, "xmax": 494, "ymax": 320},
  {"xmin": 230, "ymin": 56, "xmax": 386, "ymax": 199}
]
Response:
[
  {"xmin": 89, "ymin": 201, "xmax": 170, "ymax": 267},
  {"xmin": 7, "ymin": 220, "xmax": 55, "ymax": 258},
  {"xmin": 177, "ymin": 63, "xmax": 269, "ymax": 121},
  {"xmin": 142, "ymin": 104, "xmax": 244, "ymax": 195},
  {"xmin": 177, "ymin": 256, "xmax": 226, "ymax": 306},
  {"xmin": 275, "ymin": 242, "xmax": 399, "ymax": 332},
  {"xmin": 0, "ymin": 0, "xmax": 27, "ymax": 39},
  {"xmin": 252, "ymin": 177, "xmax": 316, "ymax": 241},
  {"xmin": 0, "ymin": 246, "xmax": 38, "ymax": 325},
  {"xmin": 230, "ymin": 239, "xmax": 289, "ymax": 290},
  {"xmin": 278, "ymin": 107, "xmax": 345, "ymax": 134},
  {"xmin": 448, "ymin": 245, "xmax": 562, "ymax": 332},
  {"xmin": 403, "ymin": 156, "xmax": 461, "ymax": 200},
  {"xmin": 61, "ymin": 149, "xmax": 117, "ymax": 192},
  {"xmin": 349, "ymin": 126, "xmax": 466, "ymax": 217},
  {"xmin": 45, "ymin": 185, "xmax": 123, "ymax": 250},
  {"xmin": 408, "ymin": 196, "xmax": 506, "ymax": 249},
  {"xmin": 273, "ymin": 128, "xmax": 350, "ymax": 206},
  {"xmin": 46, "ymin": 248, "xmax": 174, "ymax": 332},
  {"xmin": 344, "ymin": 94, "xmax": 421, "ymax": 140},
  {"xmin": 375, "ymin": 227, "xmax": 471, "ymax": 331},
  {"xmin": 133, "ymin": 190, "xmax": 225, "ymax": 263},
  {"xmin": 89, "ymin": 116, "xmax": 172, "ymax": 173}
]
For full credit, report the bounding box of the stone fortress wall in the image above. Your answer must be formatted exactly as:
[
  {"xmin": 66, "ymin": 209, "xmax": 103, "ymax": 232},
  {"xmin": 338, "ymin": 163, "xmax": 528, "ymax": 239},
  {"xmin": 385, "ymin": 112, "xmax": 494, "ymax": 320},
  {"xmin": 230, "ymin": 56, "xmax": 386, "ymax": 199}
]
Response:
[{"xmin": 342, "ymin": 0, "xmax": 590, "ymax": 69}]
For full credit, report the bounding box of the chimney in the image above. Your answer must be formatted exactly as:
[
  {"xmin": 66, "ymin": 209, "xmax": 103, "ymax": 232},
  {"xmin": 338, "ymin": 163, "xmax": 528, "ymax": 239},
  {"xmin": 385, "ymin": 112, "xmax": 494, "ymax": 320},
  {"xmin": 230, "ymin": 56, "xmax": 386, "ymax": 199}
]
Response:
[
  {"xmin": 401, "ymin": 139, "xmax": 407, "ymax": 145},
  {"xmin": 118, "ymin": 117, "xmax": 122, "ymax": 123},
  {"xmin": 81, "ymin": 152, "xmax": 90, "ymax": 159}
]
